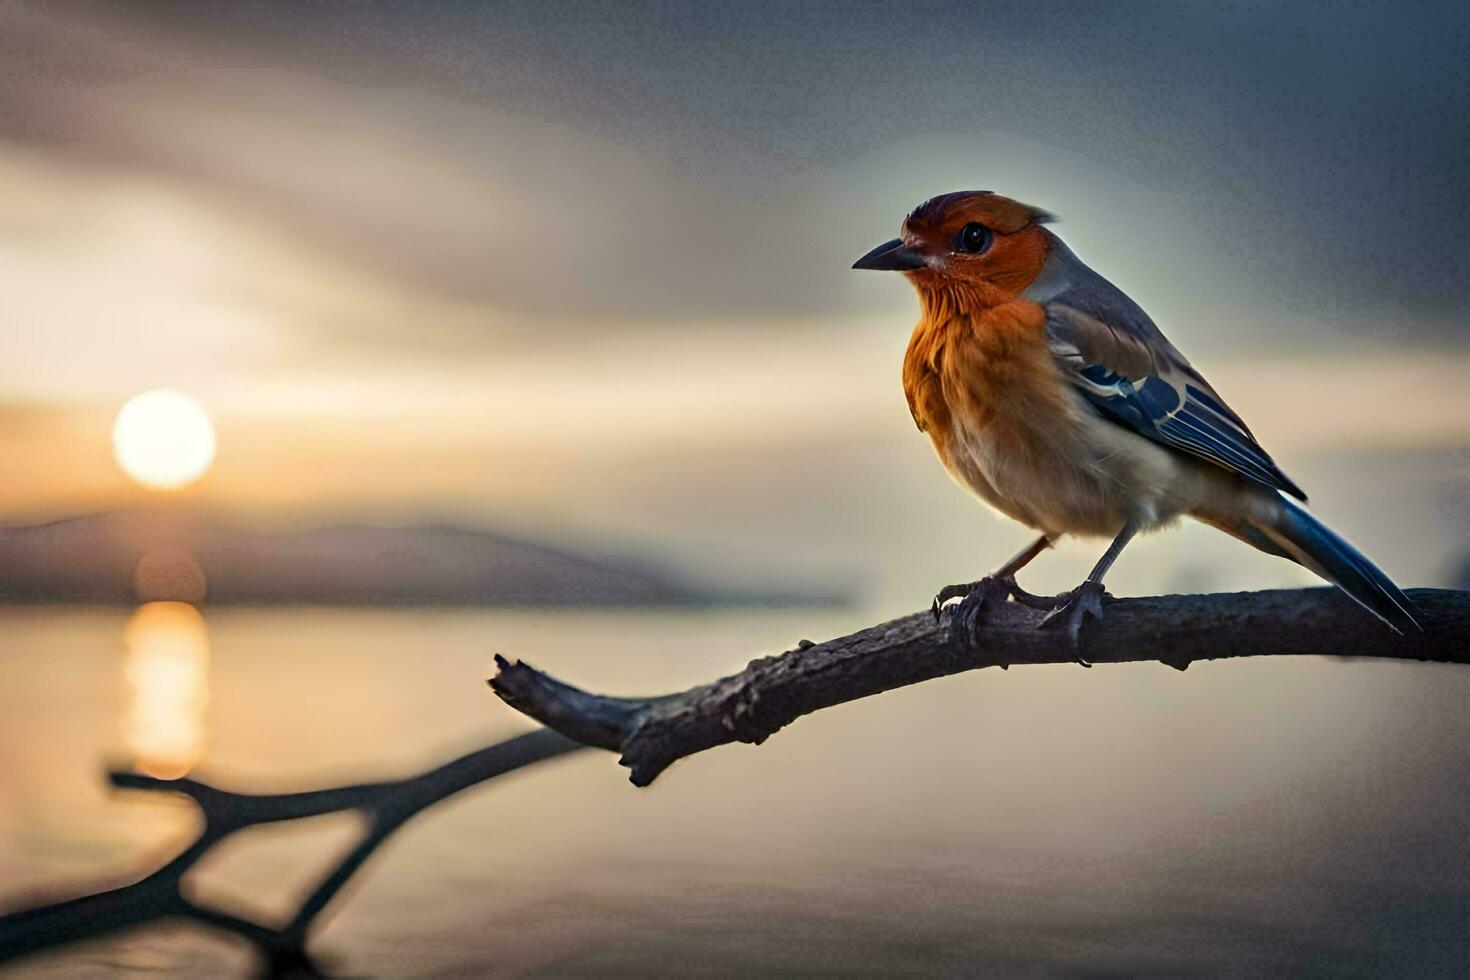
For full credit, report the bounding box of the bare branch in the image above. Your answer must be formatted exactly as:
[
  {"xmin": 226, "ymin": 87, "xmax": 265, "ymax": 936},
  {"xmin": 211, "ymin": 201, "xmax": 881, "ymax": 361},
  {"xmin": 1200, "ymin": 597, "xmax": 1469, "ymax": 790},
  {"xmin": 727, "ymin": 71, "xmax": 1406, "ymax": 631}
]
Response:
[
  {"xmin": 0, "ymin": 730, "xmax": 585, "ymax": 974},
  {"xmin": 489, "ymin": 587, "xmax": 1470, "ymax": 786}
]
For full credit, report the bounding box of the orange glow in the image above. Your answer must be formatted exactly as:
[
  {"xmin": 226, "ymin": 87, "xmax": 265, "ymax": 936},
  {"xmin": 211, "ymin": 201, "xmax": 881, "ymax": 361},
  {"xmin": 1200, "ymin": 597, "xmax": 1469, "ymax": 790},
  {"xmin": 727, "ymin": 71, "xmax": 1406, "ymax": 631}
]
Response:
[
  {"xmin": 133, "ymin": 549, "xmax": 208, "ymax": 604},
  {"xmin": 123, "ymin": 601, "xmax": 210, "ymax": 779}
]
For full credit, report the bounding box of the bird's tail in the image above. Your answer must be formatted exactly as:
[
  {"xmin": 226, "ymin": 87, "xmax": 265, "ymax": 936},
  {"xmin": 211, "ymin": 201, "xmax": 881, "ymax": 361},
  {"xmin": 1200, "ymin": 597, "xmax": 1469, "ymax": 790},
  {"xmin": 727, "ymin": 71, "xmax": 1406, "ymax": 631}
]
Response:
[{"xmin": 1237, "ymin": 493, "xmax": 1423, "ymax": 634}]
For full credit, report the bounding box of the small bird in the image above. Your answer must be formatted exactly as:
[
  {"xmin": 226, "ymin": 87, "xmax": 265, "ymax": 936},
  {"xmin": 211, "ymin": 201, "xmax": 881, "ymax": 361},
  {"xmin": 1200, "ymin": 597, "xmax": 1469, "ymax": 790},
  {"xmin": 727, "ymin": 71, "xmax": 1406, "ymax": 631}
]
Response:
[{"xmin": 854, "ymin": 190, "xmax": 1421, "ymax": 645}]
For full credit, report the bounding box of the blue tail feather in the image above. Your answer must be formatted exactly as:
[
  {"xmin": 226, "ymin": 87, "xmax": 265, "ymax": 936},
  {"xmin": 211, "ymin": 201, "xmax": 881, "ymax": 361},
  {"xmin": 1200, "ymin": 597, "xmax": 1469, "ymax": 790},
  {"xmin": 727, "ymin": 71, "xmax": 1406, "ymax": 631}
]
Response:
[{"xmin": 1265, "ymin": 495, "xmax": 1422, "ymax": 634}]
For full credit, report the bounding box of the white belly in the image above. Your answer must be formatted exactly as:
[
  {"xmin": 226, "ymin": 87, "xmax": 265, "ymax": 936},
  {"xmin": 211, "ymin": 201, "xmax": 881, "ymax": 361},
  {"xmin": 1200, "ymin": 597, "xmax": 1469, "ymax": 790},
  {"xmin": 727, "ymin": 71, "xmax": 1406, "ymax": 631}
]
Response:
[{"xmin": 942, "ymin": 400, "xmax": 1189, "ymax": 538}]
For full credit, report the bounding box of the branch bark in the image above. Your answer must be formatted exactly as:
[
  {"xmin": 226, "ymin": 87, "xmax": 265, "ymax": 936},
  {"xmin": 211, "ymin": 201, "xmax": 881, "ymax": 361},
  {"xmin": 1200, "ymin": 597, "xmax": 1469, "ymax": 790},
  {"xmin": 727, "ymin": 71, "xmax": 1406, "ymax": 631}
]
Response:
[{"xmin": 489, "ymin": 587, "xmax": 1470, "ymax": 787}]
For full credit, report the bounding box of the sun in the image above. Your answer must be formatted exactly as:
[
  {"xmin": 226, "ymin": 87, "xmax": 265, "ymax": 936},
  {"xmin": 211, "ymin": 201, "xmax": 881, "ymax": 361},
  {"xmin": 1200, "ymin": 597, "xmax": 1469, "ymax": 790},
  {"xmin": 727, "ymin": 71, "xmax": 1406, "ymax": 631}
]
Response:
[{"xmin": 113, "ymin": 390, "xmax": 217, "ymax": 490}]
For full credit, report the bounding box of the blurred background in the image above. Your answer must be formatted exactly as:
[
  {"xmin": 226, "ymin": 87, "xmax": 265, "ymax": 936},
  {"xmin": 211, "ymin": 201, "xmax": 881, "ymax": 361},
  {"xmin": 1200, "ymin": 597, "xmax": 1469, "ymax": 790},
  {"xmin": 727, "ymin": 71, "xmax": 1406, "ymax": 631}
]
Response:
[{"xmin": 2, "ymin": 1, "xmax": 1469, "ymax": 974}]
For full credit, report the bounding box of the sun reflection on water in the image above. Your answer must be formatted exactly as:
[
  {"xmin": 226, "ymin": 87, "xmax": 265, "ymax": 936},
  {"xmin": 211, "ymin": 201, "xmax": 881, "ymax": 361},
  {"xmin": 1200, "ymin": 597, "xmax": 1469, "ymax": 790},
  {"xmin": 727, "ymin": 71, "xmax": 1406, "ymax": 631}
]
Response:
[{"xmin": 123, "ymin": 601, "xmax": 210, "ymax": 779}]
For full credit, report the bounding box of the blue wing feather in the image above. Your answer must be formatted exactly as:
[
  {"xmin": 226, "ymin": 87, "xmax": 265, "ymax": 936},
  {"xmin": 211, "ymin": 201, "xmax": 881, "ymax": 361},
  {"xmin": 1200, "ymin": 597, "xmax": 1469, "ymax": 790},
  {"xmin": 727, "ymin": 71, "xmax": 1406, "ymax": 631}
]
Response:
[{"xmin": 1031, "ymin": 240, "xmax": 1306, "ymax": 500}]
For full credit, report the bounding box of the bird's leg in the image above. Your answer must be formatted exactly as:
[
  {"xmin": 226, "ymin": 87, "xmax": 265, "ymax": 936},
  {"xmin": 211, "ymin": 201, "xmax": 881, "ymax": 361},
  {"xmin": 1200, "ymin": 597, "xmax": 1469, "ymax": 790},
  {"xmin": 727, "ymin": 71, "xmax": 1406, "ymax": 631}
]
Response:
[
  {"xmin": 1038, "ymin": 520, "xmax": 1138, "ymax": 662},
  {"xmin": 931, "ymin": 534, "xmax": 1052, "ymax": 622}
]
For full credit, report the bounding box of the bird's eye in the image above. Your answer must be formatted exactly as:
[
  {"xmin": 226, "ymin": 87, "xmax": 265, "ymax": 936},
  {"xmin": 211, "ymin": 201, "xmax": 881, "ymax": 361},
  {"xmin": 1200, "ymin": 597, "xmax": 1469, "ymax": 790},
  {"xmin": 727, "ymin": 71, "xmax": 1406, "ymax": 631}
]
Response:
[{"xmin": 956, "ymin": 222, "xmax": 991, "ymax": 254}]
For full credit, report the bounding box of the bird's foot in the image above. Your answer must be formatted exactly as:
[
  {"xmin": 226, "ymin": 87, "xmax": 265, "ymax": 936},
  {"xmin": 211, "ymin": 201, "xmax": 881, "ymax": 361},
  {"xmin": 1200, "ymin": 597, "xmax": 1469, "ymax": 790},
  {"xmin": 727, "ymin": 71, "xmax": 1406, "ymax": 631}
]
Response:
[
  {"xmin": 933, "ymin": 577, "xmax": 999, "ymax": 622},
  {"xmin": 933, "ymin": 575, "xmax": 1016, "ymax": 635},
  {"xmin": 1037, "ymin": 580, "xmax": 1110, "ymax": 666}
]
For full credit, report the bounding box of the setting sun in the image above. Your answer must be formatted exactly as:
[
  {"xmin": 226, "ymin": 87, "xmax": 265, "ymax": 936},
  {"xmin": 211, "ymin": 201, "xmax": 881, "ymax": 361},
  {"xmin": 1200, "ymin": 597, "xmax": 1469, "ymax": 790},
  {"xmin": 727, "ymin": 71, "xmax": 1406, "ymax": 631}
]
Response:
[{"xmin": 112, "ymin": 389, "xmax": 217, "ymax": 490}]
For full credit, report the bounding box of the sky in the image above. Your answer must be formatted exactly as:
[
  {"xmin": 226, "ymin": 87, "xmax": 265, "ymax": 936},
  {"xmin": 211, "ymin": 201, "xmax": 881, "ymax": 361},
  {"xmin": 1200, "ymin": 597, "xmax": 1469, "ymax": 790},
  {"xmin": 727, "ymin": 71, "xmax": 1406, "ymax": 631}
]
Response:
[{"xmin": 2, "ymin": 0, "xmax": 1468, "ymax": 600}]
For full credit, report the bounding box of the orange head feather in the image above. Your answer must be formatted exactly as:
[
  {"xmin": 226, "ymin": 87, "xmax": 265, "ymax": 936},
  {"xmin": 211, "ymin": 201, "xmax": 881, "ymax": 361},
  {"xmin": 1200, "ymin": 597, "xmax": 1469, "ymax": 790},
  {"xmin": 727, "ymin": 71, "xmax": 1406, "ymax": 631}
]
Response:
[{"xmin": 854, "ymin": 190, "xmax": 1055, "ymax": 318}]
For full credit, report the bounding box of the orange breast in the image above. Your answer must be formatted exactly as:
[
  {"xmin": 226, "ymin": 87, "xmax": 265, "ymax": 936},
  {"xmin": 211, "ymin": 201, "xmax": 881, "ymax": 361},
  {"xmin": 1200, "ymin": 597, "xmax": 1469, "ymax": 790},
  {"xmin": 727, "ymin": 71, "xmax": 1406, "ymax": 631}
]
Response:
[{"xmin": 902, "ymin": 299, "xmax": 1056, "ymax": 461}]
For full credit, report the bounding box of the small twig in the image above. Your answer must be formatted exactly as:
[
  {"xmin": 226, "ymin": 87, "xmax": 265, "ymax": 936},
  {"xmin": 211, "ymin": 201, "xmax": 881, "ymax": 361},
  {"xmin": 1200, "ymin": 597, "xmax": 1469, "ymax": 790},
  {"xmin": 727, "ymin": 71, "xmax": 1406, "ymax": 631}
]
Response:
[
  {"xmin": 0, "ymin": 729, "xmax": 585, "ymax": 975},
  {"xmin": 489, "ymin": 587, "xmax": 1470, "ymax": 786}
]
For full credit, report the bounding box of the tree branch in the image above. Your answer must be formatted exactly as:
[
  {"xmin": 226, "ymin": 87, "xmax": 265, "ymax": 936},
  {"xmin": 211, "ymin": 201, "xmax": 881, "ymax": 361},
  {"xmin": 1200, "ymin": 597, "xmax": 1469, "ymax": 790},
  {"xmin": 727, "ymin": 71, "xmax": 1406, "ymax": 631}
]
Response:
[
  {"xmin": 0, "ymin": 730, "xmax": 585, "ymax": 975},
  {"xmin": 489, "ymin": 587, "xmax": 1470, "ymax": 787}
]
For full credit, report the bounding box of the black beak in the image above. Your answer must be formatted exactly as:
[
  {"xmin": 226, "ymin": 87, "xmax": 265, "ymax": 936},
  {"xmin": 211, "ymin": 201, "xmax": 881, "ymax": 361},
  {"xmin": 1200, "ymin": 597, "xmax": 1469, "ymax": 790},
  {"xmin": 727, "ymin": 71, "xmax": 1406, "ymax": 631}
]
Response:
[{"xmin": 852, "ymin": 238, "xmax": 926, "ymax": 271}]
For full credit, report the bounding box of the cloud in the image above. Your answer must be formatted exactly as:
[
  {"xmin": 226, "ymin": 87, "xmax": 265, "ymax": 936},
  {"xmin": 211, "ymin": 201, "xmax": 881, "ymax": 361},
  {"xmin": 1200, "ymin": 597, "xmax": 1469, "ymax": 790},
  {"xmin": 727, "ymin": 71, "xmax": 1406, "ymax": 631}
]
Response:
[
  {"xmin": 0, "ymin": 7, "xmax": 853, "ymax": 331},
  {"xmin": 4, "ymin": 2, "xmax": 1467, "ymax": 346}
]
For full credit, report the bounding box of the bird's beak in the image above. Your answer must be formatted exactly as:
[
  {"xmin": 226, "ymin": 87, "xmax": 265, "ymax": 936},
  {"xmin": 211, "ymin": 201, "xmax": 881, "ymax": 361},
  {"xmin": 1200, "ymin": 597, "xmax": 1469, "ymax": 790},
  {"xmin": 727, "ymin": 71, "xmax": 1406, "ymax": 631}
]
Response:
[{"xmin": 852, "ymin": 238, "xmax": 926, "ymax": 271}]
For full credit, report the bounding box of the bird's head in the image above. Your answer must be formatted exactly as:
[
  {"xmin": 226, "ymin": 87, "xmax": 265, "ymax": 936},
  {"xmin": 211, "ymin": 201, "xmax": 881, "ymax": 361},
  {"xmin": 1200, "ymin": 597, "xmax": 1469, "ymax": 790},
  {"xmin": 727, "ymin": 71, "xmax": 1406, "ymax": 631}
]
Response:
[{"xmin": 853, "ymin": 190, "xmax": 1055, "ymax": 314}]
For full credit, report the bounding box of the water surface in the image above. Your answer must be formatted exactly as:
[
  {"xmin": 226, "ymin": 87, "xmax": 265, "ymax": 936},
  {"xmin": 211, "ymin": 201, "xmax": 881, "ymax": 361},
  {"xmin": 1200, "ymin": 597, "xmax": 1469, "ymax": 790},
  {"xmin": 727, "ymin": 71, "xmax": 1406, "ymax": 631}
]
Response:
[{"xmin": 3, "ymin": 603, "xmax": 1470, "ymax": 975}]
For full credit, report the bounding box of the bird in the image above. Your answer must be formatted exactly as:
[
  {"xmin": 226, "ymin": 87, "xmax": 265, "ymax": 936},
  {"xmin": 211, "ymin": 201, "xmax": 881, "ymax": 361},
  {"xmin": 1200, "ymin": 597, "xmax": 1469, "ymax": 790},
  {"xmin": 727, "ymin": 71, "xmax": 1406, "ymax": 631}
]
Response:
[{"xmin": 852, "ymin": 189, "xmax": 1422, "ymax": 648}]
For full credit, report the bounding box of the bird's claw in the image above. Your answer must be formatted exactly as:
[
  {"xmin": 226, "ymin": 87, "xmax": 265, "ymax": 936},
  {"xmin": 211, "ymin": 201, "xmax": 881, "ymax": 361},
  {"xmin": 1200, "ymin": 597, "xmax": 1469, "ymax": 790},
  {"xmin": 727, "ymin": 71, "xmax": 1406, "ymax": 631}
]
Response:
[
  {"xmin": 1037, "ymin": 580, "xmax": 1110, "ymax": 665},
  {"xmin": 931, "ymin": 579, "xmax": 985, "ymax": 622},
  {"xmin": 935, "ymin": 575, "xmax": 1016, "ymax": 640}
]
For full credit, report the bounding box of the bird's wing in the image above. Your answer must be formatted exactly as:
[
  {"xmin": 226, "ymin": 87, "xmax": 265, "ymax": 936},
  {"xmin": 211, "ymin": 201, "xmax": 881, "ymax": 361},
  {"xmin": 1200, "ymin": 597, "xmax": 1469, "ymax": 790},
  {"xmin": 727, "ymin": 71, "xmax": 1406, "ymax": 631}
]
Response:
[{"xmin": 1041, "ymin": 287, "xmax": 1307, "ymax": 501}]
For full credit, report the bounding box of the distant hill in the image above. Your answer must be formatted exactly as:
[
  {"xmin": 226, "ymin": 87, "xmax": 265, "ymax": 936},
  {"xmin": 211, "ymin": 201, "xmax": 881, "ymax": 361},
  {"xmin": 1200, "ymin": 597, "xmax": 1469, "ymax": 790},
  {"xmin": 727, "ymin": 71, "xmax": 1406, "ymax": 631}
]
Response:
[{"xmin": 0, "ymin": 510, "xmax": 846, "ymax": 608}]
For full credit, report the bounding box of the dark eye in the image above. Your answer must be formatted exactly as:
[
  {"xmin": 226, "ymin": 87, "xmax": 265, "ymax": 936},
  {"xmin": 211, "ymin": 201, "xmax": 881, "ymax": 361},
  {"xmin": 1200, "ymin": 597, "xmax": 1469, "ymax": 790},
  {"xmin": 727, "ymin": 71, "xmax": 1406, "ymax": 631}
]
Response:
[{"xmin": 956, "ymin": 222, "xmax": 991, "ymax": 254}]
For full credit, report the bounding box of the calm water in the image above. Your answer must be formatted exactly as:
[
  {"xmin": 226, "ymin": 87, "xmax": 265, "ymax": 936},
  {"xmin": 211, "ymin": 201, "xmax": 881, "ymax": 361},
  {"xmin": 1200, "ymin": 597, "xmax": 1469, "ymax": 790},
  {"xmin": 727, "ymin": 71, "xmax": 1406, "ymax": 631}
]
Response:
[{"xmin": 4, "ymin": 603, "xmax": 1470, "ymax": 976}]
